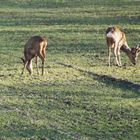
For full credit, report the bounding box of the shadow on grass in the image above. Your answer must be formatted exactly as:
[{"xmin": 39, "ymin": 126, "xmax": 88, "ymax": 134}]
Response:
[
  {"xmin": 0, "ymin": 13, "xmax": 139, "ymax": 26},
  {"xmin": 0, "ymin": 126, "xmax": 74, "ymax": 140},
  {"xmin": 55, "ymin": 62, "xmax": 140, "ymax": 94}
]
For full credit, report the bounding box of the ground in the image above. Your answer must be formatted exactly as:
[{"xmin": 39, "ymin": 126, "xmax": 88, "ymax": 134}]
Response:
[{"xmin": 0, "ymin": 0, "xmax": 140, "ymax": 140}]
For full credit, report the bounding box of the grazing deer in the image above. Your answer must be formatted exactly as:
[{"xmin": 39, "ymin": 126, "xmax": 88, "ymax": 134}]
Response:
[
  {"xmin": 106, "ymin": 26, "xmax": 140, "ymax": 66},
  {"xmin": 21, "ymin": 36, "xmax": 48, "ymax": 75}
]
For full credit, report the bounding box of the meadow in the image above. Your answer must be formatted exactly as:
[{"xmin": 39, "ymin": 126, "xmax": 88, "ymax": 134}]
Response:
[{"xmin": 0, "ymin": 0, "xmax": 140, "ymax": 139}]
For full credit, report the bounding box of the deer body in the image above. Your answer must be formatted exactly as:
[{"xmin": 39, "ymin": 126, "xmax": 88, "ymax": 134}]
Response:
[
  {"xmin": 106, "ymin": 26, "xmax": 140, "ymax": 66},
  {"xmin": 21, "ymin": 36, "xmax": 47, "ymax": 75}
]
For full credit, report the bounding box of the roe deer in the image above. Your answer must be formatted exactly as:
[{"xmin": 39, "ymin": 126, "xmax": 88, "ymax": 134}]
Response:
[
  {"xmin": 106, "ymin": 26, "xmax": 140, "ymax": 66},
  {"xmin": 21, "ymin": 36, "xmax": 48, "ymax": 75}
]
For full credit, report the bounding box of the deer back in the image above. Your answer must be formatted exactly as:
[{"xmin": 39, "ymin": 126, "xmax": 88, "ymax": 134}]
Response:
[{"xmin": 24, "ymin": 36, "xmax": 47, "ymax": 59}]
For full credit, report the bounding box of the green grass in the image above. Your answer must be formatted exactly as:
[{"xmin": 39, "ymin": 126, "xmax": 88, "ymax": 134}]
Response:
[{"xmin": 0, "ymin": 0, "xmax": 140, "ymax": 139}]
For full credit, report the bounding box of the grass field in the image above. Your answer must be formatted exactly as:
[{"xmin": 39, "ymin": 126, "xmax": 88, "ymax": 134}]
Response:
[{"xmin": 0, "ymin": 0, "xmax": 140, "ymax": 140}]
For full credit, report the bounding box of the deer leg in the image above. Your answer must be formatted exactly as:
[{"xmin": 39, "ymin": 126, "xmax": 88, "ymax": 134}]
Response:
[
  {"xmin": 39, "ymin": 54, "xmax": 45, "ymax": 75},
  {"xmin": 117, "ymin": 47, "xmax": 122, "ymax": 66},
  {"xmin": 41, "ymin": 48, "xmax": 46, "ymax": 75},
  {"xmin": 26, "ymin": 60, "xmax": 33, "ymax": 75},
  {"xmin": 114, "ymin": 46, "xmax": 120, "ymax": 66},
  {"xmin": 41, "ymin": 57, "xmax": 45, "ymax": 76},
  {"xmin": 41, "ymin": 58, "xmax": 45, "ymax": 76},
  {"xmin": 35, "ymin": 56, "xmax": 39, "ymax": 75},
  {"xmin": 108, "ymin": 47, "xmax": 111, "ymax": 66},
  {"xmin": 21, "ymin": 60, "xmax": 28, "ymax": 75}
]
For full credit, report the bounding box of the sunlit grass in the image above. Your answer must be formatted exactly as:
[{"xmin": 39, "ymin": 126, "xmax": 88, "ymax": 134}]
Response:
[{"xmin": 0, "ymin": 0, "xmax": 140, "ymax": 140}]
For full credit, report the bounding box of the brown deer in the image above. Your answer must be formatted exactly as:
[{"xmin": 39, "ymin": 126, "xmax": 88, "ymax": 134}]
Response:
[
  {"xmin": 106, "ymin": 26, "xmax": 140, "ymax": 66},
  {"xmin": 21, "ymin": 36, "xmax": 48, "ymax": 75}
]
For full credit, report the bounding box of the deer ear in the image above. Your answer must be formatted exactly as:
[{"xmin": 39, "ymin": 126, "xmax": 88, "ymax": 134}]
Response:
[
  {"xmin": 136, "ymin": 45, "xmax": 140, "ymax": 52},
  {"xmin": 138, "ymin": 44, "xmax": 140, "ymax": 48}
]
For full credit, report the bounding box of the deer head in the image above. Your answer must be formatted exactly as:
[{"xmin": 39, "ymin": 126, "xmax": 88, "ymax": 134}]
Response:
[{"xmin": 130, "ymin": 45, "xmax": 140, "ymax": 65}]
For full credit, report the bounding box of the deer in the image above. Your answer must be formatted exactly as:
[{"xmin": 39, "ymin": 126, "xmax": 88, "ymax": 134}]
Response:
[
  {"xmin": 21, "ymin": 36, "xmax": 48, "ymax": 75},
  {"xmin": 106, "ymin": 26, "xmax": 140, "ymax": 66}
]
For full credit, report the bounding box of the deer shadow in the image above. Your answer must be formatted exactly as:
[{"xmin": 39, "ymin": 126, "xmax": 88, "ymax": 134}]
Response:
[{"xmin": 56, "ymin": 62, "xmax": 140, "ymax": 95}]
